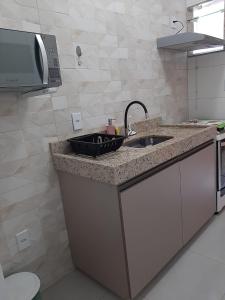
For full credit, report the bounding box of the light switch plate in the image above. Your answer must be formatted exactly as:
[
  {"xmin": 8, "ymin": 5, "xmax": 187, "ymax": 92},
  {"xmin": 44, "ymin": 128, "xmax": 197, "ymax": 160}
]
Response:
[
  {"xmin": 16, "ymin": 229, "xmax": 31, "ymax": 251},
  {"xmin": 72, "ymin": 112, "xmax": 82, "ymax": 131}
]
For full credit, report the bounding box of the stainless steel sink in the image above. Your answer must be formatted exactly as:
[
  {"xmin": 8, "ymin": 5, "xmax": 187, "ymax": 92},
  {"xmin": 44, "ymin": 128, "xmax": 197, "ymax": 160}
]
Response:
[{"xmin": 125, "ymin": 135, "xmax": 173, "ymax": 148}]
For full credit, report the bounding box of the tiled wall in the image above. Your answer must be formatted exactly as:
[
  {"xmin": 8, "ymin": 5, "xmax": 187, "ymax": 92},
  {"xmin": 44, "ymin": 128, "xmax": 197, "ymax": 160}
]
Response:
[
  {"xmin": 188, "ymin": 51, "xmax": 225, "ymax": 120},
  {"xmin": 186, "ymin": 0, "xmax": 225, "ymax": 121},
  {"xmin": 0, "ymin": 0, "xmax": 188, "ymax": 289}
]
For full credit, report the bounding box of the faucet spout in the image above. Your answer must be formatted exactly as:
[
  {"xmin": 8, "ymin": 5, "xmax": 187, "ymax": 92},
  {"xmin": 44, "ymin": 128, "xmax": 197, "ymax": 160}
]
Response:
[{"xmin": 124, "ymin": 101, "xmax": 149, "ymax": 137}]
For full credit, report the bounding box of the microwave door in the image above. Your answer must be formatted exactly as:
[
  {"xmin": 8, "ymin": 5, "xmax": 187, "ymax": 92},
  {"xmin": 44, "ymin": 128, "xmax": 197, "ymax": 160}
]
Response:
[{"xmin": 0, "ymin": 29, "xmax": 44, "ymax": 89}]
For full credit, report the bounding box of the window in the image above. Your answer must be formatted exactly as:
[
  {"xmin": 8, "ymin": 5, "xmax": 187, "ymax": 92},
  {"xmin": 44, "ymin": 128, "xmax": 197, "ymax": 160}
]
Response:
[{"xmin": 188, "ymin": 0, "xmax": 225, "ymax": 55}]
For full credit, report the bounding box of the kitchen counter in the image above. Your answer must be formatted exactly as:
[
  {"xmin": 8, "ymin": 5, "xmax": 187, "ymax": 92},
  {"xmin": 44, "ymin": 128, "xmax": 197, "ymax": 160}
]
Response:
[
  {"xmin": 52, "ymin": 117, "xmax": 216, "ymax": 299},
  {"xmin": 50, "ymin": 118, "xmax": 216, "ymax": 186}
]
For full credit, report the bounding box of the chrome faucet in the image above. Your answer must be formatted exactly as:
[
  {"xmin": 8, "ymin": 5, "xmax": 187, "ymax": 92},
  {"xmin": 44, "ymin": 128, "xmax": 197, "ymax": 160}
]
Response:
[{"xmin": 124, "ymin": 101, "xmax": 149, "ymax": 137}]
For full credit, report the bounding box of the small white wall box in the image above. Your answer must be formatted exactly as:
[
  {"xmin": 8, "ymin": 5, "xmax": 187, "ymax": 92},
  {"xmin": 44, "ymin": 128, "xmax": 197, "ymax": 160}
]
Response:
[
  {"xmin": 16, "ymin": 229, "xmax": 31, "ymax": 251},
  {"xmin": 72, "ymin": 112, "xmax": 82, "ymax": 131}
]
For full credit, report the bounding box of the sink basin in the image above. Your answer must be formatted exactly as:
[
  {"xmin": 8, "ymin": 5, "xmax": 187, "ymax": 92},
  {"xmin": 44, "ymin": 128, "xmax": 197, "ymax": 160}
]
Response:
[{"xmin": 125, "ymin": 135, "xmax": 173, "ymax": 148}]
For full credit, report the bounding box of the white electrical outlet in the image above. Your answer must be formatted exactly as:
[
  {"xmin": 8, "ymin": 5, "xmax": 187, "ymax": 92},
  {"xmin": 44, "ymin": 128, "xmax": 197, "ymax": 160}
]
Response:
[
  {"xmin": 16, "ymin": 229, "xmax": 31, "ymax": 251},
  {"xmin": 170, "ymin": 16, "xmax": 178, "ymax": 29},
  {"xmin": 71, "ymin": 112, "xmax": 82, "ymax": 131}
]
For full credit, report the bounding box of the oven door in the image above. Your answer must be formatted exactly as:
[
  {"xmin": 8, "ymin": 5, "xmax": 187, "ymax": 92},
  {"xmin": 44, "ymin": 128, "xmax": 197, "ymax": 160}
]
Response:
[
  {"xmin": 0, "ymin": 28, "xmax": 48, "ymax": 90},
  {"xmin": 217, "ymin": 139, "xmax": 225, "ymax": 193}
]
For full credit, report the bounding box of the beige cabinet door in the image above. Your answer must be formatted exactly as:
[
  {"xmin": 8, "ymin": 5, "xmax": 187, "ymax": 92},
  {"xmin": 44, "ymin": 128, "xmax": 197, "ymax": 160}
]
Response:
[
  {"xmin": 180, "ymin": 144, "xmax": 216, "ymax": 244},
  {"xmin": 120, "ymin": 163, "xmax": 183, "ymax": 298}
]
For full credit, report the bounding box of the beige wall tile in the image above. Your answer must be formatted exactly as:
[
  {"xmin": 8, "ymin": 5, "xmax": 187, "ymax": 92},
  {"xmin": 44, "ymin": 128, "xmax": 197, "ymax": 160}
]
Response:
[
  {"xmin": 37, "ymin": 0, "xmax": 69, "ymax": 14},
  {"xmin": 52, "ymin": 96, "xmax": 68, "ymax": 110},
  {"xmin": 0, "ymin": 131, "xmax": 27, "ymax": 163}
]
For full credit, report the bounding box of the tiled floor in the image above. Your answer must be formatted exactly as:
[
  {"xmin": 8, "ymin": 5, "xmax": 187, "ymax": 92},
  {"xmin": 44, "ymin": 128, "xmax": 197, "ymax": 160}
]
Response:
[{"xmin": 43, "ymin": 210, "xmax": 225, "ymax": 300}]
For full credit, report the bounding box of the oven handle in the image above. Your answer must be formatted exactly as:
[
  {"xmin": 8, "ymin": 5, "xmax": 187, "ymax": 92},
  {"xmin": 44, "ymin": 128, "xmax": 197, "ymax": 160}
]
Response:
[
  {"xmin": 35, "ymin": 34, "xmax": 49, "ymax": 85},
  {"xmin": 218, "ymin": 141, "xmax": 222, "ymax": 190}
]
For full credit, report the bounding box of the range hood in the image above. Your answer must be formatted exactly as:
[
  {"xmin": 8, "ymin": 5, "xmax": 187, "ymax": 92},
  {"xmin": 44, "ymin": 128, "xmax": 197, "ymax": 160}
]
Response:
[{"xmin": 157, "ymin": 32, "xmax": 225, "ymax": 52}]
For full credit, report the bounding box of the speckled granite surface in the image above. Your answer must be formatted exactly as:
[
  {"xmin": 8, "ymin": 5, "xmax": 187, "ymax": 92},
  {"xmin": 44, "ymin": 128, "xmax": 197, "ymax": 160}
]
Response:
[{"xmin": 50, "ymin": 119, "xmax": 216, "ymax": 186}]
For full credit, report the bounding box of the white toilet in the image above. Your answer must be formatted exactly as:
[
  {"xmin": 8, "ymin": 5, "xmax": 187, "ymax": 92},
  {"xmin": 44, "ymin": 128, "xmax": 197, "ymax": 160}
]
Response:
[{"xmin": 0, "ymin": 264, "xmax": 41, "ymax": 300}]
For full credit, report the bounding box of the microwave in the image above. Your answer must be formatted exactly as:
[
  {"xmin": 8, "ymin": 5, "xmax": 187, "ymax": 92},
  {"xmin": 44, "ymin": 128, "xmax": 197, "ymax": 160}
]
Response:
[{"xmin": 0, "ymin": 28, "xmax": 62, "ymax": 93}]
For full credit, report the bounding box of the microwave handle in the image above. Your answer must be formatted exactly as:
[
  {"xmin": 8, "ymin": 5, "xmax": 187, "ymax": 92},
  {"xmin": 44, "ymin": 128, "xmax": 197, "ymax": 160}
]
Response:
[{"xmin": 35, "ymin": 34, "xmax": 49, "ymax": 85}]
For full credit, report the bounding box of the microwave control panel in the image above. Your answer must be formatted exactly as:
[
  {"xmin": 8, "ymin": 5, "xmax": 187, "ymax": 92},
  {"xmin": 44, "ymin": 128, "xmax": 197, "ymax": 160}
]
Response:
[{"xmin": 41, "ymin": 34, "xmax": 62, "ymax": 87}]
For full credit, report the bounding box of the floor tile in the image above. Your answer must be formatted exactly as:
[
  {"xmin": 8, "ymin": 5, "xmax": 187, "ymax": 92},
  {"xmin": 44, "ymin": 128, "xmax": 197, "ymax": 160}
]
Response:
[
  {"xmin": 43, "ymin": 251, "xmax": 225, "ymax": 300},
  {"xmin": 42, "ymin": 271, "xmax": 119, "ymax": 300},
  {"xmin": 138, "ymin": 251, "xmax": 225, "ymax": 300},
  {"xmin": 188, "ymin": 213, "xmax": 225, "ymax": 264},
  {"xmin": 42, "ymin": 212, "xmax": 225, "ymax": 300}
]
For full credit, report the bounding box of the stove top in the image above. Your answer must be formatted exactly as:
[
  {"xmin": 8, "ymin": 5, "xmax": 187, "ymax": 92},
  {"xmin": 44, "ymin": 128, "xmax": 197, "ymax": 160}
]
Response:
[
  {"xmin": 183, "ymin": 119, "xmax": 225, "ymax": 133},
  {"xmin": 183, "ymin": 119, "xmax": 225, "ymax": 126},
  {"xmin": 182, "ymin": 120, "xmax": 225, "ymax": 140}
]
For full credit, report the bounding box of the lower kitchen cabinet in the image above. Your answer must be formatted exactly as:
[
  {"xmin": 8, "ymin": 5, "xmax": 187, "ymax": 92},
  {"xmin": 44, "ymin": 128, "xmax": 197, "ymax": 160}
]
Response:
[
  {"xmin": 119, "ymin": 144, "xmax": 216, "ymax": 298},
  {"xmin": 120, "ymin": 163, "xmax": 183, "ymax": 298},
  {"xmin": 180, "ymin": 144, "xmax": 216, "ymax": 244},
  {"xmin": 57, "ymin": 142, "xmax": 216, "ymax": 300}
]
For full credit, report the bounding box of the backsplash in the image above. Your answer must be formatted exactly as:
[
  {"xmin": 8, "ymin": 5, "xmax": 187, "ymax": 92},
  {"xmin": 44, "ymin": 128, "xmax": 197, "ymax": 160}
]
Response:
[{"xmin": 0, "ymin": 0, "xmax": 187, "ymax": 289}]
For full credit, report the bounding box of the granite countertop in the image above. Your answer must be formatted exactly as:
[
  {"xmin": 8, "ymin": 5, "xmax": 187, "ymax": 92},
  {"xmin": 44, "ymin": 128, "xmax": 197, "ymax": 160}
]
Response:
[{"xmin": 50, "ymin": 118, "xmax": 216, "ymax": 186}]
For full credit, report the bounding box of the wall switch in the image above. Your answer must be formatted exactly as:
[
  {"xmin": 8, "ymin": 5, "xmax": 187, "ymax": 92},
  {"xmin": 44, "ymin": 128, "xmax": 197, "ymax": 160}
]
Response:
[
  {"xmin": 71, "ymin": 112, "xmax": 82, "ymax": 131},
  {"xmin": 16, "ymin": 229, "xmax": 31, "ymax": 251}
]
